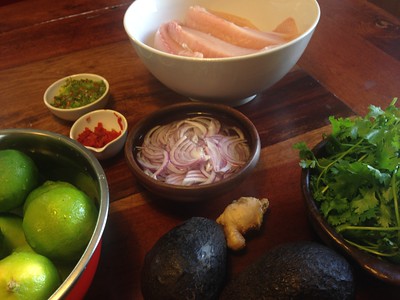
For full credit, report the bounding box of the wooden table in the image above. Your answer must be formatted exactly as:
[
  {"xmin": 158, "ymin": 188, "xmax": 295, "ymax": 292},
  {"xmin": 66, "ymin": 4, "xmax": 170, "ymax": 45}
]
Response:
[{"xmin": 1, "ymin": 0, "xmax": 399, "ymax": 299}]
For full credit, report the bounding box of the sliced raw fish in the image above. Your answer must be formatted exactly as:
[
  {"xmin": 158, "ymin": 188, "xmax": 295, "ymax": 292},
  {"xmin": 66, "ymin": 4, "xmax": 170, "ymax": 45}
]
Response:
[
  {"xmin": 208, "ymin": 9, "xmax": 259, "ymax": 29},
  {"xmin": 152, "ymin": 6, "xmax": 299, "ymax": 58},
  {"xmin": 184, "ymin": 6, "xmax": 298, "ymax": 49},
  {"xmin": 273, "ymin": 17, "xmax": 299, "ymax": 38},
  {"xmin": 158, "ymin": 21, "xmax": 259, "ymax": 58},
  {"xmin": 154, "ymin": 22, "xmax": 204, "ymax": 57}
]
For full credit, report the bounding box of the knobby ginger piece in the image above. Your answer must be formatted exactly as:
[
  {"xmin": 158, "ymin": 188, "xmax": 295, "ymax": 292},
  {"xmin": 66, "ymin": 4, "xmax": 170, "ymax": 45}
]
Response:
[{"xmin": 216, "ymin": 197, "xmax": 269, "ymax": 251}]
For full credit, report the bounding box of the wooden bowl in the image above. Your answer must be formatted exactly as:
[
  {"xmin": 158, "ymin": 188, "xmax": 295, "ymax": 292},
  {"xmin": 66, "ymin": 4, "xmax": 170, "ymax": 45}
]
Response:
[
  {"xmin": 301, "ymin": 141, "xmax": 400, "ymax": 285},
  {"xmin": 124, "ymin": 102, "xmax": 260, "ymax": 202}
]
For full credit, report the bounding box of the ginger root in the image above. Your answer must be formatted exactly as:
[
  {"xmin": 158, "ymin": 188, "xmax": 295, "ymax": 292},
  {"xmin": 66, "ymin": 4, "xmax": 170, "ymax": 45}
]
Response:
[{"xmin": 216, "ymin": 197, "xmax": 269, "ymax": 251}]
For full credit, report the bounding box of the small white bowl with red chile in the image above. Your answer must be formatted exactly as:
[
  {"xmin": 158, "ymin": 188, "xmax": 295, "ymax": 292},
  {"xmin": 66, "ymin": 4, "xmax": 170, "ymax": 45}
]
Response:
[
  {"xmin": 124, "ymin": 0, "xmax": 320, "ymax": 106},
  {"xmin": 124, "ymin": 102, "xmax": 261, "ymax": 202},
  {"xmin": 70, "ymin": 109, "xmax": 128, "ymax": 160}
]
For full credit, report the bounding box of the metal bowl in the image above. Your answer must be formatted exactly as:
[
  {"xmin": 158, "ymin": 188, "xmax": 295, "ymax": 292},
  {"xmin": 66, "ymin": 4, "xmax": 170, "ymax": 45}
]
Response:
[{"xmin": 0, "ymin": 128, "xmax": 109, "ymax": 299}]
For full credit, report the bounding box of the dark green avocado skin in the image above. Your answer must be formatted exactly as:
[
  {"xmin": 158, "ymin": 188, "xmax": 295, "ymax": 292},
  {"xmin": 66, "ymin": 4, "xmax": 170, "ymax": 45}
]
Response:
[
  {"xmin": 141, "ymin": 217, "xmax": 227, "ymax": 300},
  {"xmin": 220, "ymin": 241, "xmax": 354, "ymax": 300}
]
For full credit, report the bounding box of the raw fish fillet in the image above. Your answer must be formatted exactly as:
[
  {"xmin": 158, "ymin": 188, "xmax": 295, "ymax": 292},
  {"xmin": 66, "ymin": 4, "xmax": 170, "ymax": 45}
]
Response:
[
  {"xmin": 208, "ymin": 9, "xmax": 259, "ymax": 29},
  {"xmin": 273, "ymin": 17, "xmax": 299, "ymax": 37},
  {"xmin": 154, "ymin": 22, "xmax": 203, "ymax": 57},
  {"xmin": 184, "ymin": 6, "xmax": 298, "ymax": 49},
  {"xmin": 157, "ymin": 21, "xmax": 259, "ymax": 58},
  {"xmin": 152, "ymin": 6, "xmax": 299, "ymax": 58}
]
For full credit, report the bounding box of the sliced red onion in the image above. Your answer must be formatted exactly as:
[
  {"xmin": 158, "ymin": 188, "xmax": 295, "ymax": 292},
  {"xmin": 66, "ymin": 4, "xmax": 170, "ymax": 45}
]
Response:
[{"xmin": 136, "ymin": 116, "xmax": 250, "ymax": 186}]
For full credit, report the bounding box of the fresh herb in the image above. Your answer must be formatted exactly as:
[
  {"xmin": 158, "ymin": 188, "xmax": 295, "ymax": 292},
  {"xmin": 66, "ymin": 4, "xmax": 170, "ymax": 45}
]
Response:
[
  {"xmin": 52, "ymin": 78, "xmax": 106, "ymax": 109},
  {"xmin": 295, "ymin": 98, "xmax": 400, "ymax": 263}
]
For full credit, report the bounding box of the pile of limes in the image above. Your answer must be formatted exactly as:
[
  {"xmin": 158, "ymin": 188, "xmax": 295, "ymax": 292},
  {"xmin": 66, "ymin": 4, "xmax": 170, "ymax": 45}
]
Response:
[{"xmin": 0, "ymin": 149, "xmax": 98, "ymax": 299}]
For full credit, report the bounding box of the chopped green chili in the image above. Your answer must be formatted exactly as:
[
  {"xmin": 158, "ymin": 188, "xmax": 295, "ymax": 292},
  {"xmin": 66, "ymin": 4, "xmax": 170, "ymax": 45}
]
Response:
[{"xmin": 52, "ymin": 78, "xmax": 106, "ymax": 109}]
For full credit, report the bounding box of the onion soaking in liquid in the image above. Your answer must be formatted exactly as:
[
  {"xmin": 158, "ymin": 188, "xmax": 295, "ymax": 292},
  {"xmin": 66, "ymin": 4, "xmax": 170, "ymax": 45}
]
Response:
[{"xmin": 136, "ymin": 116, "xmax": 250, "ymax": 186}]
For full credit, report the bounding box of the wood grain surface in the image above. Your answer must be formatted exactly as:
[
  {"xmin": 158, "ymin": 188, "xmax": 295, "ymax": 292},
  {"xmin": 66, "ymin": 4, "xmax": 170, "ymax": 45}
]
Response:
[{"xmin": 0, "ymin": 0, "xmax": 399, "ymax": 299}]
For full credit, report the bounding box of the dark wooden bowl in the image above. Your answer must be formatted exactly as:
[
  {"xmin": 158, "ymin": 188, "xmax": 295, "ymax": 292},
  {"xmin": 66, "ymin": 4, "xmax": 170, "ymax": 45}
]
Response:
[
  {"xmin": 124, "ymin": 102, "xmax": 260, "ymax": 202},
  {"xmin": 301, "ymin": 140, "xmax": 400, "ymax": 285}
]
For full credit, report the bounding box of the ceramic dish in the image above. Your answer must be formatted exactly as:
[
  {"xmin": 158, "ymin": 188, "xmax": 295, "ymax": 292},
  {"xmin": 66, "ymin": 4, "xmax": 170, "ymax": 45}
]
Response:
[
  {"xmin": 124, "ymin": 102, "xmax": 261, "ymax": 202},
  {"xmin": 301, "ymin": 141, "xmax": 400, "ymax": 285},
  {"xmin": 44, "ymin": 73, "xmax": 110, "ymax": 121},
  {"xmin": 70, "ymin": 109, "xmax": 128, "ymax": 160},
  {"xmin": 124, "ymin": 0, "xmax": 320, "ymax": 106}
]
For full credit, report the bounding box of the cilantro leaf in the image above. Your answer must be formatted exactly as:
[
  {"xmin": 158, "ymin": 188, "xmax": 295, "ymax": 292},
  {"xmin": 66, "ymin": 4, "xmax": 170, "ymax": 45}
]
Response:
[{"xmin": 295, "ymin": 98, "xmax": 400, "ymax": 262}]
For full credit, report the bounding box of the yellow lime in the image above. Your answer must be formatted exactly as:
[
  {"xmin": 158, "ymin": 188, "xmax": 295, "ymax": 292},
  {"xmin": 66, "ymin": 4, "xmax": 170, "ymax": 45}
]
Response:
[
  {"xmin": 22, "ymin": 181, "xmax": 98, "ymax": 262},
  {"xmin": 0, "ymin": 149, "xmax": 38, "ymax": 212},
  {"xmin": 0, "ymin": 251, "xmax": 61, "ymax": 300}
]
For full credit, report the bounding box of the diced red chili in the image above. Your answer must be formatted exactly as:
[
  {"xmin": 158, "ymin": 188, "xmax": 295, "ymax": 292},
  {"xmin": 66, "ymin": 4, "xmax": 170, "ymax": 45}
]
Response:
[{"xmin": 77, "ymin": 122, "xmax": 121, "ymax": 148}]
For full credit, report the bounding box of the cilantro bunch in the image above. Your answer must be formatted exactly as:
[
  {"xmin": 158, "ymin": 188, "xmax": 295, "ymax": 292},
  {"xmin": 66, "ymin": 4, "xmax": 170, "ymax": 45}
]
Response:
[{"xmin": 295, "ymin": 98, "xmax": 400, "ymax": 263}]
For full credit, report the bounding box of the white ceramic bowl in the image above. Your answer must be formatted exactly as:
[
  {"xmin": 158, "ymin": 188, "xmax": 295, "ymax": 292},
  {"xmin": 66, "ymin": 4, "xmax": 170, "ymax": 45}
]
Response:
[
  {"xmin": 124, "ymin": 0, "xmax": 320, "ymax": 106},
  {"xmin": 44, "ymin": 74, "xmax": 110, "ymax": 121},
  {"xmin": 70, "ymin": 109, "xmax": 128, "ymax": 160}
]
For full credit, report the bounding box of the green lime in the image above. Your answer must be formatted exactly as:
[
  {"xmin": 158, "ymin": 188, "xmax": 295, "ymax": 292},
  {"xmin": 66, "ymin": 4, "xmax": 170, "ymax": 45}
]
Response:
[
  {"xmin": 23, "ymin": 181, "xmax": 98, "ymax": 262},
  {"xmin": 23, "ymin": 181, "xmax": 73, "ymax": 213},
  {"xmin": 0, "ymin": 251, "xmax": 61, "ymax": 300},
  {"xmin": 0, "ymin": 149, "xmax": 39, "ymax": 212},
  {"xmin": 0, "ymin": 213, "xmax": 32, "ymax": 258},
  {"xmin": 0, "ymin": 230, "xmax": 5, "ymax": 259}
]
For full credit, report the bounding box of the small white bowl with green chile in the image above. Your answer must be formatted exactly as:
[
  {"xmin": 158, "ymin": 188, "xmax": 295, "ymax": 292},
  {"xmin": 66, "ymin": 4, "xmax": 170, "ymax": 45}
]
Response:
[{"xmin": 44, "ymin": 73, "xmax": 109, "ymax": 121}]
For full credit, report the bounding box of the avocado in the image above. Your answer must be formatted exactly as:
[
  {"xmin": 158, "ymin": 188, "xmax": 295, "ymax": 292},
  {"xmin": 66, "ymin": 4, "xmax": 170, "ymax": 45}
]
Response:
[
  {"xmin": 141, "ymin": 217, "xmax": 227, "ymax": 300},
  {"xmin": 220, "ymin": 241, "xmax": 354, "ymax": 300}
]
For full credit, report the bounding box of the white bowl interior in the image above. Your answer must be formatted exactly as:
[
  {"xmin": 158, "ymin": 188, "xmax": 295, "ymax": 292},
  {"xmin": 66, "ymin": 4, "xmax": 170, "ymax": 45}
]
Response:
[{"xmin": 125, "ymin": 0, "xmax": 320, "ymax": 50}]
